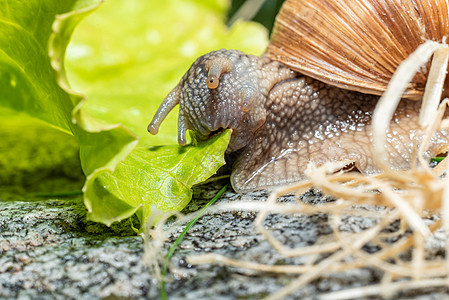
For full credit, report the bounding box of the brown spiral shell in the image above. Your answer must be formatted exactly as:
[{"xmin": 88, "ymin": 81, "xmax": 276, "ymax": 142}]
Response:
[{"xmin": 265, "ymin": 0, "xmax": 449, "ymax": 100}]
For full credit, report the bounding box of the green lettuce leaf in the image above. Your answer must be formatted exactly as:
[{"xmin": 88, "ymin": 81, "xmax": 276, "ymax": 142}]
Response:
[
  {"xmin": 0, "ymin": 0, "xmax": 267, "ymax": 230},
  {"xmin": 0, "ymin": 1, "xmax": 81, "ymax": 132},
  {"xmin": 85, "ymin": 130, "xmax": 231, "ymax": 229}
]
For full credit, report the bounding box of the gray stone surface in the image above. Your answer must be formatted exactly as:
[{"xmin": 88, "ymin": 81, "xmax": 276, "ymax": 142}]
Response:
[
  {"xmin": 1, "ymin": 183, "xmax": 449, "ymax": 299},
  {"xmin": 0, "ymin": 198, "xmax": 150, "ymax": 299}
]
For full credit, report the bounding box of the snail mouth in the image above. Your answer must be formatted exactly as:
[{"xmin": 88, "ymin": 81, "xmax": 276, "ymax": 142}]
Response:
[
  {"xmin": 208, "ymin": 127, "xmax": 225, "ymax": 139},
  {"xmin": 191, "ymin": 127, "xmax": 226, "ymax": 142},
  {"xmin": 200, "ymin": 126, "xmax": 243, "ymax": 153}
]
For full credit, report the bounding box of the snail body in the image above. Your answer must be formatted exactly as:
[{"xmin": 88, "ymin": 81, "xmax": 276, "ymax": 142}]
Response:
[{"xmin": 149, "ymin": 0, "xmax": 449, "ymax": 192}]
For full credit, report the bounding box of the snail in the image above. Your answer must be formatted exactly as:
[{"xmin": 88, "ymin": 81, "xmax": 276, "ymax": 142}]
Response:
[{"xmin": 148, "ymin": 0, "xmax": 449, "ymax": 192}]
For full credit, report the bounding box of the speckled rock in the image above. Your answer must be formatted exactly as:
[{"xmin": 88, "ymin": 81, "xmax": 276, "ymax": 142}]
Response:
[
  {"xmin": 1, "ymin": 184, "xmax": 449, "ymax": 300},
  {"xmin": 0, "ymin": 198, "xmax": 150, "ymax": 299}
]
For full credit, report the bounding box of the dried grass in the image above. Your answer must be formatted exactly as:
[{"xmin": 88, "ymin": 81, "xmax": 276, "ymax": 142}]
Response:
[{"xmin": 144, "ymin": 40, "xmax": 449, "ymax": 299}]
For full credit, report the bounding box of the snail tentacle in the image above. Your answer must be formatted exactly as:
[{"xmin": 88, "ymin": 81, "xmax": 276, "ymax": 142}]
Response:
[
  {"xmin": 148, "ymin": 83, "xmax": 182, "ymax": 135},
  {"xmin": 177, "ymin": 110, "xmax": 188, "ymax": 146},
  {"xmin": 205, "ymin": 56, "xmax": 234, "ymax": 89}
]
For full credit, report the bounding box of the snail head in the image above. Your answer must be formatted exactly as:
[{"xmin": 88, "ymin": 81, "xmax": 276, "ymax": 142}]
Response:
[{"xmin": 148, "ymin": 49, "xmax": 268, "ymax": 152}]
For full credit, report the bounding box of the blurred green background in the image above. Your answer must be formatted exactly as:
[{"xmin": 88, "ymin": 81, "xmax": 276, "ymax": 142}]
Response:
[{"xmin": 228, "ymin": 0, "xmax": 284, "ymax": 32}]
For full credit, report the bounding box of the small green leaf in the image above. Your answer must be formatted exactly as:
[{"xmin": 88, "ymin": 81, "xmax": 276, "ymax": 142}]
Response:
[
  {"xmin": 85, "ymin": 130, "xmax": 231, "ymax": 230},
  {"xmin": 431, "ymin": 156, "xmax": 445, "ymax": 163}
]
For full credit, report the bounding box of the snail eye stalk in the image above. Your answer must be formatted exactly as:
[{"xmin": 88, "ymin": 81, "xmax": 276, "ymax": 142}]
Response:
[{"xmin": 205, "ymin": 56, "xmax": 234, "ymax": 90}]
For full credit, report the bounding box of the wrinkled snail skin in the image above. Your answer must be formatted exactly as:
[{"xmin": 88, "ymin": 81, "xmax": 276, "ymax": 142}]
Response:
[
  {"xmin": 232, "ymin": 72, "xmax": 449, "ymax": 191},
  {"xmin": 149, "ymin": 49, "xmax": 449, "ymax": 192}
]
